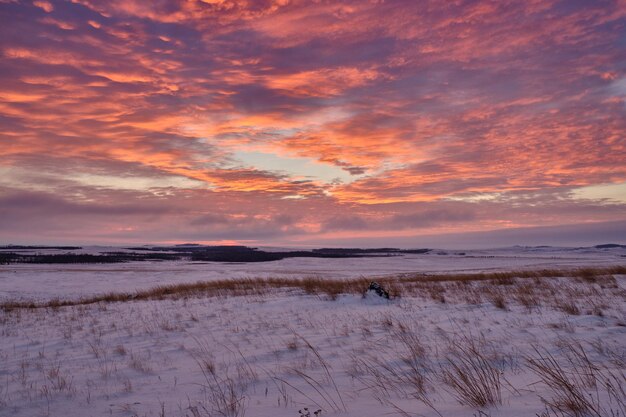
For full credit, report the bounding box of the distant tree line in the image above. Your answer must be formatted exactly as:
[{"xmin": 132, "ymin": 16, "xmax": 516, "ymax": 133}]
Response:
[
  {"xmin": 0, "ymin": 252, "xmax": 181, "ymax": 264},
  {"xmin": 0, "ymin": 245, "xmax": 82, "ymax": 250},
  {"xmin": 0, "ymin": 246, "xmax": 431, "ymax": 264}
]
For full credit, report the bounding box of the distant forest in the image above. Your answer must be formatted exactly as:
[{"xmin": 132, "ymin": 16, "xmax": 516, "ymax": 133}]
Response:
[{"xmin": 0, "ymin": 245, "xmax": 431, "ymax": 264}]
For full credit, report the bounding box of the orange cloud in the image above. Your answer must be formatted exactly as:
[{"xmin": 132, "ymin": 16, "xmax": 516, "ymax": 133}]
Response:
[
  {"xmin": 264, "ymin": 67, "xmax": 383, "ymax": 97},
  {"xmin": 33, "ymin": 0, "xmax": 53, "ymax": 13}
]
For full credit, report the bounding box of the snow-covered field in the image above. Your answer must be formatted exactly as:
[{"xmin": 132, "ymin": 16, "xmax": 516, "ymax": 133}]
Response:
[
  {"xmin": 1, "ymin": 245, "xmax": 625, "ymax": 300},
  {"xmin": 0, "ymin": 246, "xmax": 625, "ymax": 417}
]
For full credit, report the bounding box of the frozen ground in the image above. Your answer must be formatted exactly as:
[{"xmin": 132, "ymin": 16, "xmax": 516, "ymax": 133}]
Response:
[
  {"xmin": 1, "ymin": 245, "xmax": 625, "ymax": 300},
  {"xmin": 1, "ymin": 274, "xmax": 625, "ymax": 417},
  {"xmin": 0, "ymin": 246, "xmax": 624, "ymax": 417}
]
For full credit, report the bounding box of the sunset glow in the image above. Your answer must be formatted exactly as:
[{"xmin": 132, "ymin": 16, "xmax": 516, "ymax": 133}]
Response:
[{"xmin": 1, "ymin": 0, "xmax": 625, "ymax": 246}]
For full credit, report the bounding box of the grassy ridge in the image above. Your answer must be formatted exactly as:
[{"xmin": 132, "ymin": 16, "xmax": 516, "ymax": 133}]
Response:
[{"xmin": 1, "ymin": 266, "xmax": 625, "ymax": 312}]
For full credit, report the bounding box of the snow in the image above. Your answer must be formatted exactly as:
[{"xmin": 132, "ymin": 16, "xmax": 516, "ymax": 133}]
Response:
[
  {"xmin": 0, "ymin": 247, "xmax": 625, "ymax": 417},
  {"xmin": 1, "ymin": 246, "xmax": 624, "ymax": 300}
]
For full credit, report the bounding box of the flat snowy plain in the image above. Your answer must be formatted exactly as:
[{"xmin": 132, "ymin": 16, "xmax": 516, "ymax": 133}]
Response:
[{"xmin": 0, "ymin": 246, "xmax": 625, "ymax": 417}]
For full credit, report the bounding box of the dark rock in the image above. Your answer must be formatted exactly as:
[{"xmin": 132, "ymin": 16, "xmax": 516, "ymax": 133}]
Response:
[{"xmin": 366, "ymin": 281, "xmax": 389, "ymax": 299}]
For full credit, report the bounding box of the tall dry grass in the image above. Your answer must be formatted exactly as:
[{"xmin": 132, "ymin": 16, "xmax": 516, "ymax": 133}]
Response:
[
  {"xmin": 526, "ymin": 341, "xmax": 626, "ymax": 417},
  {"xmin": 441, "ymin": 336, "xmax": 504, "ymax": 408}
]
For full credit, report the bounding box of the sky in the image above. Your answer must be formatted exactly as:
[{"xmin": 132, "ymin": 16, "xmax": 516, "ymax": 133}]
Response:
[{"xmin": 0, "ymin": 0, "xmax": 625, "ymax": 248}]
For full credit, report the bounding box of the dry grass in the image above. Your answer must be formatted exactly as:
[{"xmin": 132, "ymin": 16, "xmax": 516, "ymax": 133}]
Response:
[
  {"xmin": 348, "ymin": 321, "xmax": 442, "ymax": 416},
  {"xmin": 526, "ymin": 341, "xmax": 626, "ymax": 417},
  {"xmin": 513, "ymin": 282, "xmax": 540, "ymax": 311},
  {"xmin": 554, "ymin": 300, "xmax": 581, "ymax": 316},
  {"xmin": 2, "ymin": 266, "xmax": 624, "ymax": 312},
  {"xmin": 188, "ymin": 337, "xmax": 253, "ymax": 417},
  {"xmin": 485, "ymin": 287, "xmax": 508, "ymax": 310},
  {"xmin": 288, "ymin": 334, "xmax": 347, "ymax": 413},
  {"xmin": 441, "ymin": 336, "xmax": 504, "ymax": 408}
]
